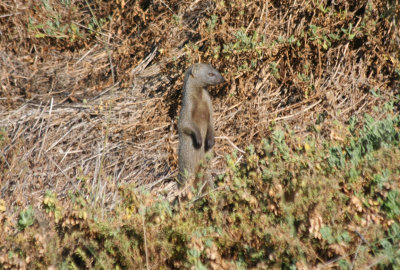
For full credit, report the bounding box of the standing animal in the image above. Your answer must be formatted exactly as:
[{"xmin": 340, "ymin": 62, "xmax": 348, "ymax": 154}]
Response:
[{"xmin": 178, "ymin": 63, "xmax": 225, "ymax": 190}]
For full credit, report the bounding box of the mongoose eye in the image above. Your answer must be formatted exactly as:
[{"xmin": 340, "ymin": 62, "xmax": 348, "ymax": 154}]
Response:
[{"xmin": 208, "ymin": 73, "xmax": 215, "ymax": 77}]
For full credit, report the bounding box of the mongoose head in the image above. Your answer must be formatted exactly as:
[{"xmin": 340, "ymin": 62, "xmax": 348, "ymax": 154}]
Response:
[{"xmin": 190, "ymin": 63, "xmax": 225, "ymax": 87}]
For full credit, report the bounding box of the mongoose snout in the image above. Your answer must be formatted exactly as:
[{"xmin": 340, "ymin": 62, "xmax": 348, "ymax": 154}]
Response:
[{"xmin": 177, "ymin": 63, "xmax": 225, "ymax": 188}]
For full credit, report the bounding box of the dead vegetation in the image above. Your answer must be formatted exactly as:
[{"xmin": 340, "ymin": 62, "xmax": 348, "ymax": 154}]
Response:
[{"xmin": 0, "ymin": 0, "xmax": 399, "ymax": 268}]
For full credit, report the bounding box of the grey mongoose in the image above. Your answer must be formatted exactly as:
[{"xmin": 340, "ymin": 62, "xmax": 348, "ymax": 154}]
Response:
[{"xmin": 178, "ymin": 63, "xmax": 225, "ymax": 189}]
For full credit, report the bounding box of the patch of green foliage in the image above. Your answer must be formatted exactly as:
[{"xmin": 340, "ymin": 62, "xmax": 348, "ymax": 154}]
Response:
[
  {"xmin": 27, "ymin": 0, "xmax": 110, "ymax": 42},
  {"xmin": 2, "ymin": 106, "xmax": 400, "ymax": 269},
  {"xmin": 18, "ymin": 205, "xmax": 35, "ymax": 230}
]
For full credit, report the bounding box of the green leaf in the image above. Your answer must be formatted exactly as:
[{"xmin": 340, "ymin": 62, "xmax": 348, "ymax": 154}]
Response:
[{"xmin": 18, "ymin": 205, "xmax": 35, "ymax": 230}]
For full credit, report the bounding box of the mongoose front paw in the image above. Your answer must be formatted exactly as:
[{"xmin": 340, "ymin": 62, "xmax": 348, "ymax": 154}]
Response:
[
  {"xmin": 193, "ymin": 134, "xmax": 202, "ymax": 149},
  {"xmin": 205, "ymin": 134, "xmax": 215, "ymax": 151}
]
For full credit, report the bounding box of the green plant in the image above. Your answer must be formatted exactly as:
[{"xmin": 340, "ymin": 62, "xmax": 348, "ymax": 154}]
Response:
[
  {"xmin": 18, "ymin": 205, "xmax": 35, "ymax": 230},
  {"xmin": 172, "ymin": 14, "xmax": 181, "ymax": 25},
  {"xmin": 206, "ymin": 14, "xmax": 218, "ymax": 32},
  {"xmin": 223, "ymin": 29, "xmax": 264, "ymax": 62},
  {"xmin": 3, "ymin": 109, "xmax": 400, "ymax": 268},
  {"xmin": 382, "ymin": 190, "xmax": 400, "ymax": 220},
  {"xmin": 269, "ymin": 62, "xmax": 279, "ymax": 78},
  {"xmin": 43, "ymin": 190, "xmax": 63, "ymax": 223},
  {"xmin": 341, "ymin": 23, "xmax": 356, "ymax": 40},
  {"xmin": 272, "ymin": 129, "xmax": 289, "ymax": 159},
  {"xmin": 27, "ymin": 0, "xmax": 110, "ymax": 42},
  {"xmin": 318, "ymin": 3, "xmax": 331, "ymax": 14},
  {"xmin": 27, "ymin": 1, "xmax": 81, "ymax": 41},
  {"xmin": 345, "ymin": 114, "xmax": 400, "ymax": 166},
  {"xmin": 370, "ymin": 223, "xmax": 400, "ymax": 268},
  {"xmin": 0, "ymin": 128, "xmax": 5, "ymax": 142},
  {"xmin": 308, "ymin": 24, "xmax": 332, "ymax": 50}
]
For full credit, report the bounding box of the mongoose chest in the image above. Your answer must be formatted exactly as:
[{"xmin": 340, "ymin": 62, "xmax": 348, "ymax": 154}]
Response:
[{"xmin": 192, "ymin": 100, "xmax": 210, "ymax": 123}]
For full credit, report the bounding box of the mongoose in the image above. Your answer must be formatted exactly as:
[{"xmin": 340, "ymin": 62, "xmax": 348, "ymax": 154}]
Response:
[{"xmin": 178, "ymin": 63, "xmax": 225, "ymax": 189}]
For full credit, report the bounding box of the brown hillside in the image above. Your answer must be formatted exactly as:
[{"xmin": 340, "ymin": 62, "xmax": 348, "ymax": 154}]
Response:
[{"xmin": 1, "ymin": 0, "xmax": 399, "ymax": 210}]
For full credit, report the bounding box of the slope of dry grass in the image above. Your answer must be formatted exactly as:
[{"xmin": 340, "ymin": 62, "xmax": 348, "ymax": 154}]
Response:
[{"xmin": 0, "ymin": 0, "xmax": 399, "ymax": 268}]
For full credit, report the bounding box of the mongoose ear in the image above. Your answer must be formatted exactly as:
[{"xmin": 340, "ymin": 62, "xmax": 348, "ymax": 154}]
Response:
[{"xmin": 190, "ymin": 64, "xmax": 199, "ymax": 77}]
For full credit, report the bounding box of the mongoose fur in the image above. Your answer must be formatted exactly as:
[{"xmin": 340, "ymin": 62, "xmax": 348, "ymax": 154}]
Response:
[{"xmin": 178, "ymin": 63, "xmax": 225, "ymax": 189}]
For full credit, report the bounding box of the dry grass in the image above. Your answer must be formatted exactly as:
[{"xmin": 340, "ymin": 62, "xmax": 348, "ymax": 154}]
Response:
[
  {"xmin": 0, "ymin": 0, "xmax": 399, "ymax": 217},
  {"xmin": 0, "ymin": 0, "xmax": 400, "ymax": 268}
]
